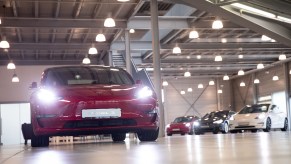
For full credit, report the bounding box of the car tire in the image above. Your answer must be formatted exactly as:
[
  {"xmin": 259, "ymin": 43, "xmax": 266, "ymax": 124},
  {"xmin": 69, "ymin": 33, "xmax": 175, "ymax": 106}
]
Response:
[
  {"xmin": 263, "ymin": 118, "xmax": 271, "ymax": 132},
  {"xmin": 221, "ymin": 122, "xmax": 229, "ymax": 134},
  {"xmin": 213, "ymin": 128, "xmax": 219, "ymax": 134},
  {"xmin": 188, "ymin": 128, "xmax": 194, "ymax": 135},
  {"xmin": 137, "ymin": 128, "xmax": 159, "ymax": 141},
  {"xmin": 167, "ymin": 133, "xmax": 172, "ymax": 136},
  {"xmin": 230, "ymin": 130, "xmax": 238, "ymax": 133},
  {"xmin": 112, "ymin": 133, "xmax": 126, "ymax": 142},
  {"xmin": 251, "ymin": 129, "xmax": 257, "ymax": 133},
  {"xmin": 31, "ymin": 134, "xmax": 49, "ymax": 147},
  {"xmin": 281, "ymin": 118, "xmax": 288, "ymax": 131}
]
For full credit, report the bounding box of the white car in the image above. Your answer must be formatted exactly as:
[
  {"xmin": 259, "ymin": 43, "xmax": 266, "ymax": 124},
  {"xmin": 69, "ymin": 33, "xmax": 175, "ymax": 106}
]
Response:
[{"xmin": 229, "ymin": 104, "xmax": 288, "ymax": 133}]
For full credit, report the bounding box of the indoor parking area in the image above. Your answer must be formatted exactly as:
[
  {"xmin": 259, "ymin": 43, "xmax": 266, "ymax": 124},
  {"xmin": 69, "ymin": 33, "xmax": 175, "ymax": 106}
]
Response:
[{"xmin": 1, "ymin": 0, "xmax": 291, "ymax": 164}]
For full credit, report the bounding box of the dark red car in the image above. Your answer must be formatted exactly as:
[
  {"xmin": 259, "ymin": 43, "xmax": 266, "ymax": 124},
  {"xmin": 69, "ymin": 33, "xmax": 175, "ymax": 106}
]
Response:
[
  {"xmin": 30, "ymin": 65, "xmax": 159, "ymax": 147},
  {"xmin": 166, "ymin": 116, "xmax": 199, "ymax": 136}
]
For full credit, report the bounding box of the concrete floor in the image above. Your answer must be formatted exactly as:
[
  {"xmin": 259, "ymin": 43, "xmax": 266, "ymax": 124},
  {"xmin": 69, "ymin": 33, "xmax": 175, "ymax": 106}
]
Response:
[{"xmin": 1, "ymin": 131, "xmax": 291, "ymax": 164}]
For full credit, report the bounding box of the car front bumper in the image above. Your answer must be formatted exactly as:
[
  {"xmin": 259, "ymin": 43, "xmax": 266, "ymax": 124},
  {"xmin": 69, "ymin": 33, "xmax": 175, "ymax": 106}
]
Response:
[{"xmin": 229, "ymin": 119, "xmax": 265, "ymax": 131}]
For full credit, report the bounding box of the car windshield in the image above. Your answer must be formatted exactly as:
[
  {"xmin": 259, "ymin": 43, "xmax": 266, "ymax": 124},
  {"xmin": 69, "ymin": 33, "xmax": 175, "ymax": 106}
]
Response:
[
  {"xmin": 202, "ymin": 111, "xmax": 228, "ymax": 119},
  {"xmin": 173, "ymin": 117, "xmax": 193, "ymax": 123},
  {"xmin": 239, "ymin": 104, "xmax": 270, "ymax": 114},
  {"xmin": 42, "ymin": 66, "xmax": 134, "ymax": 87}
]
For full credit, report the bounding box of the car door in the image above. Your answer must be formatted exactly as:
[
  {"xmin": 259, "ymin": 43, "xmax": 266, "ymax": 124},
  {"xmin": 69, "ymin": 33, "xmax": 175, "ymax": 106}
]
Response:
[{"xmin": 269, "ymin": 105, "xmax": 282, "ymax": 128}]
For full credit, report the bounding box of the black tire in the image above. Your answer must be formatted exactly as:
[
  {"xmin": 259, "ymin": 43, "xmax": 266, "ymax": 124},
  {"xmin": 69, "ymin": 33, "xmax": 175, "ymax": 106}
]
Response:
[
  {"xmin": 263, "ymin": 118, "xmax": 271, "ymax": 132},
  {"xmin": 230, "ymin": 130, "xmax": 238, "ymax": 133},
  {"xmin": 188, "ymin": 128, "xmax": 194, "ymax": 135},
  {"xmin": 281, "ymin": 118, "xmax": 288, "ymax": 131},
  {"xmin": 213, "ymin": 128, "xmax": 219, "ymax": 134},
  {"xmin": 181, "ymin": 133, "xmax": 185, "ymax": 136},
  {"xmin": 31, "ymin": 135, "xmax": 49, "ymax": 147},
  {"xmin": 251, "ymin": 129, "xmax": 257, "ymax": 133},
  {"xmin": 221, "ymin": 122, "xmax": 229, "ymax": 134},
  {"xmin": 112, "ymin": 133, "xmax": 126, "ymax": 142},
  {"xmin": 167, "ymin": 133, "xmax": 172, "ymax": 136},
  {"xmin": 137, "ymin": 129, "xmax": 159, "ymax": 141}
]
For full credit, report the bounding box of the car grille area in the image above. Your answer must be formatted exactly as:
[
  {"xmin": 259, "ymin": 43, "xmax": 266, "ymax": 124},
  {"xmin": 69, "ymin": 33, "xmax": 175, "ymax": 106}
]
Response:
[{"xmin": 63, "ymin": 119, "xmax": 137, "ymax": 128}]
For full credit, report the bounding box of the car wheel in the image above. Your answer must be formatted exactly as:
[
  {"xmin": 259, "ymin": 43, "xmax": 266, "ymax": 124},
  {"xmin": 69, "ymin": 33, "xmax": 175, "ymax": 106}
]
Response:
[
  {"xmin": 251, "ymin": 129, "xmax": 257, "ymax": 133},
  {"xmin": 221, "ymin": 122, "xmax": 229, "ymax": 134},
  {"xmin": 31, "ymin": 135, "xmax": 49, "ymax": 147},
  {"xmin": 167, "ymin": 133, "xmax": 172, "ymax": 136},
  {"xmin": 213, "ymin": 128, "xmax": 219, "ymax": 134},
  {"xmin": 112, "ymin": 133, "xmax": 126, "ymax": 142},
  {"xmin": 137, "ymin": 128, "xmax": 159, "ymax": 141},
  {"xmin": 263, "ymin": 118, "xmax": 271, "ymax": 132},
  {"xmin": 181, "ymin": 133, "xmax": 185, "ymax": 136},
  {"xmin": 188, "ymin": 128, "xmax": 194, "ymax": 135},
  {"xmin": 281, "ymin": 118, "xmax": 288, "ymax": 131}
]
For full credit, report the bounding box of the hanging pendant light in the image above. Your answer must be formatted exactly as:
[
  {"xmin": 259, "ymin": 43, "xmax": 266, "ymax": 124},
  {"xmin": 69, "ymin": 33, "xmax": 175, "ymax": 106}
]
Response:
[
  {"xmin": 279, "ymin": 53, "xmax": 286, "ymax": 60},
  {"xmin": 12, "ymin": 73, "xmax": 20, "ymax": 83},
  {"xmin": 173, "ymin": 45, "xmax": 181, "ymax": 54},
  {"xmin": 197, "ymin": 55, "xmax": 201, "ymax": 59},
  {"xmin": 212, "ymin": 19, "xmax": 223, "ymax": 29},
  {"xmin": 238, "ymin": 55, "xmax": 244, "ymax": 59},
  {"xmin": 189, "ymin": 30, "xmax": 199, "ymax": 39},
  {"xmin": 184, "ymin": 71, "xmax": 191, "ymax": 77},
  {"xmin": 217, "ymin": 89, "xmax": 223, "ymax": 93},
  {"xmin": 272, "ymin": 75, "xmax": 279, "ymax": 81},
  {"xmin": 129, "ymin": 29, "xmax": 135, "ymax": 33},
  {"xmin": 96, "ymin": 33, "xmax": 106, "ymax": 42},
  {"xmin": 187, "ymin": 88, "xmax": 193, "ymax": 92},
  {"xmin": 238, "ymin": 69, "xmax": 245, "ymax": 76},
  {"xmin": 88, "ymin": 45, "xmax": 98, "ymax": 55},
  {"xmin": 240, "ymin": 81, "xmax": 246, "ymax": 87},
  {"xmin": 117, "ymin": 0, "xmax": 130, "ymax": 2},
  {"xmin": 215, "ymin": 55, "xmax": 222, "ymax": 61},
  {"xmin": 104, "ymin": 17, "xmax": 116, "ymax": 27},
  {"xmin": 257, "ymin": 63, "xmax": 264, "ymax": 69},
  {"xmin": 209, "ymin": 80, "xmax": 215, "ymax": 85},
  {"xmin": 180, "ymin": 90, "xmax": 185, "ymax": 95},
  {"xmin": 162, "ymin": 81, "xmax": 169, "ymax": 86},
  {"xmin": 223, "ymin": 75, "xmax": 229, "ymax": 80},
  {"xmin": 254, "ymin": 78, "xmax": 260, "ymax": 84},
  {"xmin": 7, "ymin": 61, "xmax": 16, "ymax": 69},
  {"xmin": 82, "ymin": 55, "xmax": 91, "ymax": 64},
  {"xmin": 0, "ymin": 36, "xmax": 10, "ymax": 49},
  {"xmin": 198, "ymin": 84, "xmax": 203, "ymax": 89}
]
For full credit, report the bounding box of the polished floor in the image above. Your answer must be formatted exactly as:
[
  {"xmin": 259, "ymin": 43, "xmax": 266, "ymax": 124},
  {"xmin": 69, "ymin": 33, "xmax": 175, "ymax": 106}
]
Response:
[{"xmin": 1, "ymin": 131, "xmax": 291, "ymax": 164}]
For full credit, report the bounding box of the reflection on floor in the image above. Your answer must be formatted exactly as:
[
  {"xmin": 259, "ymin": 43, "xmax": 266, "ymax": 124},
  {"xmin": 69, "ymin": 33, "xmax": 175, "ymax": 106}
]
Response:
[{"xmin": 1, "ymin": 131, "xmax": 291, "ymax": 164}]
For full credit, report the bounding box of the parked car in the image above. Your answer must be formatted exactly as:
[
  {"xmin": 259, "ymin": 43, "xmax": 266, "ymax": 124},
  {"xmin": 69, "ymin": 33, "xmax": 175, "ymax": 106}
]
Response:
[
  {"xmin": 30, "ymin": 65, "xmax": 159, "ymax": 147},
  {"xmin": 166, "ymin": 115, "xmax": 200, "ymax": 136},
  {"xmin": 229, "ymin": 104, "xmax": 288, "ymax": 133},
  {"xmin": 194, "ymin": 110, "xmax": 236, "ymax": 134}
]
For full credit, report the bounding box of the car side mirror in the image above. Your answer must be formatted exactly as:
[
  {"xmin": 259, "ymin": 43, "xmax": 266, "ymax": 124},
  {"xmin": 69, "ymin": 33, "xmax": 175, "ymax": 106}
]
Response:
[
  {"xmin": 29, "ymin": 82, "xmax": 38, "ymax": 89},
  {"xmin": 136, "ymin": 80, "xmax": 142, "ymax": 84}
]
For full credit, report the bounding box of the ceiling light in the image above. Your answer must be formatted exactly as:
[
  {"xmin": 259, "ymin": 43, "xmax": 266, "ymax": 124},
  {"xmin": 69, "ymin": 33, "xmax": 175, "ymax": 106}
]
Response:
[
  {"xmin": 279, "ymin": 54, "xmax": 286, "ymax": 60},
  {"xmin": 96, "ymin": 33, "xmax": 106, "ymax": 42},
  {"xmin": 231, "ymin": 3, "xmax": 276, "ymax": 18},
  {"xmin": 197, "ymin": 55, "xmax": 201, "ymax": 59},
  {"xmin": 173, "ymin": 45, "xmax": 181, "ymax": 54},
  {"xmin": 129, "ymin": 29, "xmax": 135, "ymax": 33},
  {"xmin": 272, "ymin": 75, "xmax": 279, "ymax": 81},
  {"xmin": 214, "ymin": 55, "xmax": 222, "ymax": 61},
  {"xmin": 217, "ymin": 89, "xmax": 223, "ymax": 93},
  {"xmin": 180, "ymin": 90, "xmax": 185, "ymax": 95},
  {"xmin": 209, "ymin": 80, "xmax": 215, "ymax": 85},
  {"xmin": 223, "ymin": 75, "xmax": 229, "ymax": 80},
  {"xmin": 187, "ymin": 88, "xmax": 193, "ymax": 92},
  {"xmin": 257, "ymin": 63, "xmax": 264, "ymax": 69},
  {"xmin": 117, "ymin": 0, "xmax": 130, "ymax": 2},
  {"xmin": 7, "ymin": 61, "xmax": 16, "ymax": 69},
  {"xmin": 189, "ymin": 30, "xmax": 199, "ymax": 39},
  {"xmin": 184, "ymin": 71, "xmax": 191, "ymax": 77},
  {"xmin": 187, "ymin": 56, "xmax": 190, "ymax": 59},
  {"xmin": 238, "ymin": 69, "xmax": 245, "ymax": 76},
  {"xmin": 254, "ymin": 78, "xmax": 260, "ymax": 84},
  {"xmin": 289, "ymin": 70, "xmax": 291, "ymax": 74},
  {"xmin": 162, "ymin": 81, "xmax": 168, "ymax": 86},
  {"xmin": 12, "ymin": 73, "xmax": 20, "ymax": 83},
  {"xmin": 277, "ymin": 16, "xmax": 291, "ymax": 24},
  {"xmin": 0, "ymin": 18, "xmax": 1, "ymax": 24},
  {"xmin": 104, "ymin": 17, "xmax": 115, "ymax": 27},
  {"xmin": 261, "ymin": 35, "xmax": 272, "ymax": 41},
  {"xmin": 82, "ymin": 56, "xmax": 91, "ymax": 64},
  {"xmin": 88, "ymin": 46, "xmax": 98, "ymax": 55},
  {"xmin": 240, "ymin": 81, "xmax": 246, "ymax": 87},
  {"xmin": 238, "ymin": 55, "xmax": 244, "ymax": 59},
  {"xmin": 212, "ymin": 19, "xmax": 223, "ymax": 29},
  {"xmin": 0, "ymin": 37, "xmax": 10, "ymax": 49},
  {"xmin": 221, "ymin": 38, "xmax": 227, "ymax": 43},
  {"xmin": 198, "ymin": 84, "xmax": 203, "ymax": 89}
]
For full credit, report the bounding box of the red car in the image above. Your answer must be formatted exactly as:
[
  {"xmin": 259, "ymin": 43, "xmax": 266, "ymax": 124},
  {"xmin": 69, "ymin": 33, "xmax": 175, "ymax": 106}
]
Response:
[
  {"xmin": 30, "ymin": 65, "xmax": 159, "ymax": 147},
  {"xmin": 166, "ymin": 116, "xmax": 199, "ymax": 136}
]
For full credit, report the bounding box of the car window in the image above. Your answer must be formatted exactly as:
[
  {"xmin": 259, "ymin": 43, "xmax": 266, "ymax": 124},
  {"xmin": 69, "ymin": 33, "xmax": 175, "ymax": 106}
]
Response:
[
  {"xmin": 173, "ymin": 117, "xmax": 193, "ymax": 123},
  {"xmin": 239, "ymin": 104, "xmax": 270, "ymax": 114}
]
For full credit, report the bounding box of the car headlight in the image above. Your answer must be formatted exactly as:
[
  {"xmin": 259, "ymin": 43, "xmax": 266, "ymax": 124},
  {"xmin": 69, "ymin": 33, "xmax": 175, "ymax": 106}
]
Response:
[
  {"xmin": 185, "ymin": 123, "xmax": 191, "ymax": 127},
  {"xmin": 137, "ymin": 86, "xmax": 153, "ymax": 98},
  {"xmin": 194, "ymin": 121, "xmax": 200, "ymax": 126},
  {"xmin": 166, "ymin": 124, "xmax": 170, "ymax": 128},
  {"xmin": 37, "ymin": 89, "xmax": 58, "ymax": 103},
  {"xmin": 214, "ymin": 119, "xmax": 223, "ymax": 124},
  {"xmin": 255, "ymin": 113, "xmax": 265, "ymax": 119}
]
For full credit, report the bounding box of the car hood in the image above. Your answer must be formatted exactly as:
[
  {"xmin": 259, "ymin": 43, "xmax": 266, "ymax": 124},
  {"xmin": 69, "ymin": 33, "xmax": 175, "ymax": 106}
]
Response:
[
  {"xmin": 234, "ymin": 113, "xmax": 266, "ymax": 121},
  {"xmin": 200, "ymin": 117, "xmax": 225, "ymax": 124},
  {"xmin": 169, "ymin": 122, "xmax": 188, "ymax": 128}
]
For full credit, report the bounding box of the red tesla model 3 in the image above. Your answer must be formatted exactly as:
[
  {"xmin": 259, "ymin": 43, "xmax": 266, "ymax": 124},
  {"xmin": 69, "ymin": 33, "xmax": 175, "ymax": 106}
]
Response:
[{"xmin": 30, "ymin": 65, "xmax": 159, "ymax": 147}]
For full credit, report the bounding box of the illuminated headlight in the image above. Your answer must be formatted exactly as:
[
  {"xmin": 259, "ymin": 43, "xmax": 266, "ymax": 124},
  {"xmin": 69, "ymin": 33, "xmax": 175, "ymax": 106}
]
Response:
[
  {"xmin": 214, "ymin": 119, "xmax": 223, "ymax": 124},
  {"xmin": 137, "ymin": 86, "xmax": 153, "ymax": 98},
  {"xmin": 255, "ymin": 113, "xmax": 265, "ymax": 119},
  {"xmin": 37, "ymin": 89, "xmax": 58, "ymax": 103},
  {"xmin": 185, "ymin": 123, "xmax": 191, "ymax": 127},
  {"xmin": 166, "ymin": 124, "xmax": 170, "ymax": 128},
  {"xmin": 229, "ymin": 116, "xmax": 234, "ymax": 120},
  {"xmin": 194, "ymin": 121, "xmax": 200, "ymax": 126}
]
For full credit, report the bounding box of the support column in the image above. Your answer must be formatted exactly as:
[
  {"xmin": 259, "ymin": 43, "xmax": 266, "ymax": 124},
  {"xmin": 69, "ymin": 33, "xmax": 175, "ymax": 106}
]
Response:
[
  {"xmin": 125, "ymin": 30, "xmax": 132, "ymax": 75},
  {"xmin": 252, "ymin": 74, "xmax": 258, "ymax": 104},
  {"xmin": 283, "ymin": 63, "xmax": 291, "ymax": 131},
  {"xmin": 108, "ymin": 51, "xmax": 113, "ymax": 66},
  {"xmin": 150, "ymin": 0, "xmax": 165, "ymax": 137},
  {"xmin": 216, "ymin": 78, "xmax": 221, "ymax": 111}
]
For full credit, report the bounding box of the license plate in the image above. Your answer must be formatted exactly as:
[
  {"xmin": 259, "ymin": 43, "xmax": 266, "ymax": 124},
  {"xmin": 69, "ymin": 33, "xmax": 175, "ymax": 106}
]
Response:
[
  {"xmin": 172, "ymin": 128, "xmax": 180, "ymax": 131},
  {"xmin": 82, "ymin": 108, "xmax": 121, "ymax": 118}
]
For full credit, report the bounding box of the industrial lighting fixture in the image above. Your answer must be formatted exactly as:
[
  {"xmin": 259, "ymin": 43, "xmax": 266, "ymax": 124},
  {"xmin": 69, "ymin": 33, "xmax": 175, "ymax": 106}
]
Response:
[
  {"xmin": 180, "ymin": 90, "xmax": 186, "ymax": 95},
  {"xmin": 104, "ymin": 17, "xmax": 116, "ymax": 27},
  {"xmin": 231, "ymin": 3, "xmax": 276, "ymax": 18},
  {"xmin": 12, "ymin": 73, "xmax": 20, "ymax": 83},
  {"xmin": 88, "ymin": 45, "xmax": 98, "ymax": 55},
  {"xmin": 238, "ymin": 69, "xmax": 245, "ymax": 76},
  {"xmin": 198, "ymin": 84, "xmax": 203, "ymax": 89},
  {"xmin": 187, "ymin": 88, "xmax": 193, "ymax": 92},
  {"xmin": 209, "ymin": 80, "xmax": 215, "ymax": 85},
  {"xmin": 7, "ymin": 61, "xmax": 16, "ymax": 69},
  {"xmin": 261, "ymin": 35, "xmax": 272, "ymax": 41},
  {"xmin": 272, "ymin": 75, "xmax": 279, "ymax": 81},
  {"xmin": 82, "ymin": 55, "xmax": 91, "ymax": 64},
  {"xmin": 240, "ymin": 81, "xmax": 246, "ymax": 87},
  {"xmin": 0, "ymin": 36, "xmax": 10, "ymax": 49},
  {"xmin": 184, "ymin": 71, "xmax": 191, "ymax": 77},
  {"xmin": 189, "ymin": 30, "xmax": 199, "ymax": 39},
  {"xmin": 212, "ymin": 19, "xmax": 223, "ymax": 29},
  {"xmin": 172, "ymin": 45, "xmax": 181, "ymax": 54},
  {"xmin": 254, "ymin": 78, "xmax": 260, "ymax": 84},
  {"xmin": 96, "ymin": 33, "xmax": 106, "ymax": 42},
  {"xmin": 197, "ymin": 55, "xmax": 201, "ymax": 59},
  {"xmin": 289, "ymin": 70, "xmax": 291, "ymax": 74},
  {"xmin": 279, "ymin": 53, "xmax": 286, "ymax": 60},
  {"xmin": 217, "ymin": 89, "xmax": 223, "ymax": 94},
  {"xmin": 221, "ymin": 38, "xmax": 227, "ymax": 43},
  {"xmin": 238, "ymin": 55, "xmax": 244, "ymax": 59},
  {"xmin": 129, "ymin": 29, "xmax": 135, "ymax": 33},
  {"xmin": 162, "ymin": 81, "xmax": 169, "ymax": 86},
  {"xmin": 223, "ymin": 75, "xmax": 229, "ymax": 80},
  {"xmin": 257, "ymin": 63, "xmax": 264, "ymax": 69},
  {"xmin": 117, "ymin": 0, "xmax": 130, "ymax": 2},
  {"xmin": 214, "ymin": 55, "xmax": 222, "ymax": 61}
]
